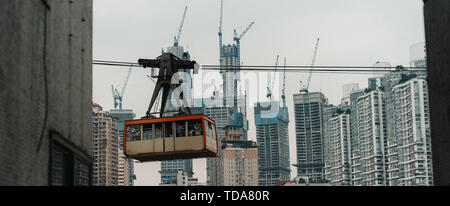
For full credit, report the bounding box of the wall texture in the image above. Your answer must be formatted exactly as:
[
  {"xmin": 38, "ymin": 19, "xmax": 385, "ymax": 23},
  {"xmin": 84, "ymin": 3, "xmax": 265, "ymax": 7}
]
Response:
[
  {"xmin": 423, "ymin": 0, "xmax": 450, "ymax": 186},
  {"xmin": 0, "ymin": 0, "xmax": 92, "ymax": 185}
]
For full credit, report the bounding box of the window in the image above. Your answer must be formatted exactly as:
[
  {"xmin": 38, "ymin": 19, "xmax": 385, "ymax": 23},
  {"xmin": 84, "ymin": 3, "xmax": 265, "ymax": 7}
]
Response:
[
  {"xmin": 126, "ymin": 125, "xmax": 141, "ymax": 141},
  {"xmin": 51, "ymin": 143, "xmax": 71, "ymax": 186},
  {"xmin": 74, "ymin": 158, "xmax": 90, "ymax": 186},
  {"xmin": 155, "ymin": 123, "xmax": 162, "ymax": 138},
  {"xmin": 176, "ymin": 121, "xmax": 186, "ymax": 137},
  {"xmin": 143, "ymin": 124, "xmax": 152, "ymax": 140},
  {"xmin": 205, "ymin": 120, "xmax": 212, "ymax": 139},
  {"xmin": 164, "ymin": 122, "xmax": 174, "ymax": 137},
  {"xmin": 50, "ymin": 132, "xmax": 92, "ymax": 186},
  {"xmin": 188, "ymin": 119, "xmax": 203, "ymax": 136},
  {"xmin": 211, "ymin": 123, "xmax": 217, "ymax": 140}
]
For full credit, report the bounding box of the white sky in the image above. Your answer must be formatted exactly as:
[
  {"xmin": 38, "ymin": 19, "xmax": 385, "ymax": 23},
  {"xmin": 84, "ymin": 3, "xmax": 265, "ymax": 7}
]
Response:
[{"xmin": 92, "ymin": 0, "xmax": 425, "ymax": 186}]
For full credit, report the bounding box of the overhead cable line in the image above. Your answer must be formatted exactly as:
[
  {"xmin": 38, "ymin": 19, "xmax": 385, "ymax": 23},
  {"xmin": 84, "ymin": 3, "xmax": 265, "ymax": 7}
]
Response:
[{"xmin": 92, "ymin": 60, "xmax": 427, "ymax": 73}]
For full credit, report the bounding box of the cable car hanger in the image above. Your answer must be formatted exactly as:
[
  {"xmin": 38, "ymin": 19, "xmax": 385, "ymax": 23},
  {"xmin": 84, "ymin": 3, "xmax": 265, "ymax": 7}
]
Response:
[{"xmin": 138, "ymin": 52, "xmax": 199, "ymax": 118}]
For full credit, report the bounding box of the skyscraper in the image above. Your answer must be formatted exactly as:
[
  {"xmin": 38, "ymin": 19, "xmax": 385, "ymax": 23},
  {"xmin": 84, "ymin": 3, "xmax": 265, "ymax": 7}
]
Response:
[
  {"xmin": 349, "ymin": 89, "xmax": 365, "ymax": 186},
  {"xmin": 353, "ymin": 90, "xmax": 387, "ymax": 186},
  {"xmin": 110, "ymin": 109, "xmax": 136, "ymax": 186},
  {"xmin": 92, "ymin": 104, "xmax": 119, "ymax": 186},
  {"xmin": 221, "ymin": 44, "xmax": 240, "ymax": 108},
  {"xmin": 254, "ymin": 101, "xmax": 290, "ymax": 186},
  {"xmin": 293, "ymin": 92, "xmax": 327, "ymax": 182},
  {"xmin": 391, "ymin": 78, "xmax": 433, "ymax": 185},
  {"xmin": 324, "ymin": 113, "xmax": 352, "ymax": 186}
]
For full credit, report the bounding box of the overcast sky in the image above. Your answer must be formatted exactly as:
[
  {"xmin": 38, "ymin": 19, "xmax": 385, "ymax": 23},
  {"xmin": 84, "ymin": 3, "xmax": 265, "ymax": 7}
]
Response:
[{"xmin": 92, "ymin": 0, "xmax": 425, "ymax": 186}]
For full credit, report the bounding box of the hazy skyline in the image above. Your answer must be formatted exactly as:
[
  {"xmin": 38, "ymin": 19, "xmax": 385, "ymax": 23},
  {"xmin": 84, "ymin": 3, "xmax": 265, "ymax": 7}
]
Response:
[{"xmin": 92, "ymin": 0, "xmax": 425, "ymax": 185}]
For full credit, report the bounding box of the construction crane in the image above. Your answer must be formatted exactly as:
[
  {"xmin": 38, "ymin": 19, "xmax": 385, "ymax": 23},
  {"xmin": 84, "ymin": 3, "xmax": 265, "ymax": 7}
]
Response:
[
  {"xmin": 282, "ymin": 56, "xmax": 287, "ymax": 107},
  {"xmin": 267, "ymin": 55, "xmax": 279, "ymax": 99},
  {"xmin": 218, "ymin": 0, "xmax": 224, "ymax": 73},
  {"xmin": 173, "ymin": 5, "xmax": 188, "ymax": 47},
  {"xmin": 300, "ymin": 37, "xmax": 320, "ymax": 93},
  {"xmin": 112, "ymin": 66, "xmax": 132, "ymax": 110},
  {"xmin": 233, "ymin": 21, "xmax": 254, "ymax": 69}
]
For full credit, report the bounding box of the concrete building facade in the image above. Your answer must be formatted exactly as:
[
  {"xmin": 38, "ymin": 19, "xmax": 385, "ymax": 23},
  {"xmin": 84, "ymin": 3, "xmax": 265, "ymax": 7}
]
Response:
[
  {"xmin": 423, "ymin": 0, "xmax": 450, "ymax": 186},
  {"xmin": 0, "ymin": 0, "xmax": 93, "ymax": 186}
]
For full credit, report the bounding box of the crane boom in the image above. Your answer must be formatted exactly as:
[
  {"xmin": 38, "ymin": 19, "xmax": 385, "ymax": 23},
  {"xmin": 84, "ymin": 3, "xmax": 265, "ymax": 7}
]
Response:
[
  {"xmin": 234, "ymin": 22, "xmax": 255, "ymax": 42},
  {"xmin": 271, "ymin": 55, "xmax": 279, "ymax": 90},
  {"xmin": 174, "ymin": 5, "xmax": 188, "ymax": 47},
  {"xmin": 218, "ymin": 0, "xmax": 223, "ymax": 73},
  {"xmin": 282, "ymin": 57, "xmax": 286, "ymax": 107},
  {"xmin": 111, "ymin": 66, "xmax": 132, "ymax": 110},
  {"xmin": 302, "ymin": 37, "xmax": 320, "ymax": 93},
  {"xmin": 121, "ymin": 66, "xmax": 132, "ymax": 97},
  {"xmin": 239, "ymin": 22, "xmax": 254, "ymax": 40},
  {"xmin": 267, "ymin": 55, "xmax": 279, "ymax": 99}
]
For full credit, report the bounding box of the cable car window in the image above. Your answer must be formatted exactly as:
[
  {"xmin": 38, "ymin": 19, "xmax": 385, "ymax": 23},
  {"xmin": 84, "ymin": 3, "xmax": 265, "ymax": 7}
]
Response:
[
  {"xmin": 164, "ymin": 122, "xmax": 173, "ymax": 137},
  {"xmin": 126, "ymin": 125, "xmax": 141, "ymax": 141},
  {"xmin": 176, "ymin": 121, "xmax": 186, "ymax": 137},
  {"xmin": 188, "ymin": 119, "xmax": 203, "ymax": 136},
  {"xmin": 143, "ymin": 124, "xmax": 152, "ymax": 140},
  {"xmin": 155, "ymin": 123, "xmax": 162, "ymax": 138},
  {"xmin": 212, "ymin": 123, "xmax": 217, "ymax": 140},
  {"xmin": 208, "ymin": 122, "xmax": 214, "ymax": 139},
  {"xmin": 204, "ymin": 119, "xmax": 212, "ymax": 139}
]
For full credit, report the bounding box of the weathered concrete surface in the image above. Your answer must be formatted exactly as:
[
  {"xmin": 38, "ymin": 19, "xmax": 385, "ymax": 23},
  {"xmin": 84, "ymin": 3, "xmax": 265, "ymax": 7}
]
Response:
[
  {"xmin": 423, "ymin": 0, "xmax": 450, "ymax": 186},
  {"xmin": 0, "ymin": 0, "xmax": 92, "ymax": 185}
]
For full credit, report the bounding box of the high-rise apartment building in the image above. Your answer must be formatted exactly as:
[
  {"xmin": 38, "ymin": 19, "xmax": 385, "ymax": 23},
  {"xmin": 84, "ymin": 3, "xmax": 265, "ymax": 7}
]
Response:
[
  {"xmin": 203, "ymin": 102, "xmax": 250, "ymax": 186},
  {"xmin": 110, "ymin": 109, "xmax": 136, "ymax": 186},
  {"xmin": 222, "ymin": 126, "xmax": 258, "ymax": 186},
  {"xmin": 324, "ymin": 113, "xmax": 352, "ymax": 185},
  {"xmin": 349, "ymin": 89, "xmax": 365, "ymax": 186},
  {"xmin": 353, "ymin": 91, "xmax": 387, "ymax": 186},
  {"xmin": 204, "ymin": 106, "xmax": 234, "ymax": 186},
  {"xmin": 391, "ymin": 78, "xmax": 433, "ymax": 186},
  {"xmin": 92, "ymin": 104, "xmax": 119, "ymax": 186},
  {"xmin": 254, "ymin": 101, "xmax": 290, "ymax": 186},
  {"xmin": 293, "ymin": 92, "xmax": 327, "ymax": 182}
]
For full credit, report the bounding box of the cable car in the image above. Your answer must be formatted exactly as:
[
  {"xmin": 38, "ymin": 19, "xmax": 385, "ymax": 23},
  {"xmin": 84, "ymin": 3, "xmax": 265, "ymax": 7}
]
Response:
[{"xmin": 123, "ymin": 114, "xmax": 218, "ymax": 162}]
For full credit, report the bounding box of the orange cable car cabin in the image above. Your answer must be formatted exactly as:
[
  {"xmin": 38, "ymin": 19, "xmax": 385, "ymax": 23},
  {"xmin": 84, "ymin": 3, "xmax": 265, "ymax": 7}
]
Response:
[{"xmin": 123, "ymin": 114, "xmax": 218, "ymax": 162}]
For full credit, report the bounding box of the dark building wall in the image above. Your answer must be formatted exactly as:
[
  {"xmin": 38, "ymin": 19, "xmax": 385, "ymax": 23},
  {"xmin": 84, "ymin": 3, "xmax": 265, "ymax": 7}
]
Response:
[
  {"xmin": 423, "ymin": 0, "xmax": 450, "ymax": 186},
  {"xmin": 0, "ymin": 0, "xmax": 92, "ymax": 185}
]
